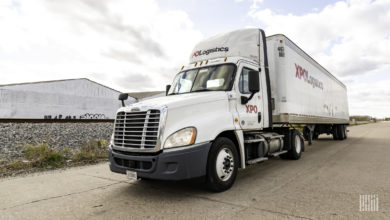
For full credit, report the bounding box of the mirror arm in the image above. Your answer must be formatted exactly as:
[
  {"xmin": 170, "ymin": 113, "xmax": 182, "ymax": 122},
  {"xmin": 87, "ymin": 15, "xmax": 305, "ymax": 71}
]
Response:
[
  {"xmin": 121, "ymin": 100, "xmax": 125, "ymax": 107},
  {"xmin": 241, "ymin": 92, "xmax": 255, "ymax": 104}
]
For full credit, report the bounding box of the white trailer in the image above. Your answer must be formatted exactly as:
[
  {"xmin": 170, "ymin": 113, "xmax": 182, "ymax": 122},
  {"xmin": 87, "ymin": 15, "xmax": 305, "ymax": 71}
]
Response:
[
  {"xmin": 266, "ymin": 35, "xmax": 349, "ymax": 125},
  {"xmin": 109, "ymin": 28, "xmax": 349, "ymax": 191}
]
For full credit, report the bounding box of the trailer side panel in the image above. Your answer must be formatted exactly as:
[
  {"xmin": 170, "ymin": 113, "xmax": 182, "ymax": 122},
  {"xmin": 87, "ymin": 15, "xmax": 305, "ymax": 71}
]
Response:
[{"xmin": 267, "ymin": 35, "xmax": 349, "ymax": 124}]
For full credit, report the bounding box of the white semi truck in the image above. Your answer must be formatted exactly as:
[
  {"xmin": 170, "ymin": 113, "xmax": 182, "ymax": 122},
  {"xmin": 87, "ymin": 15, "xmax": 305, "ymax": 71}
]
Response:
[{"xmin": 109, "ymin": 28, "xmax": 349, "ymax": 191}]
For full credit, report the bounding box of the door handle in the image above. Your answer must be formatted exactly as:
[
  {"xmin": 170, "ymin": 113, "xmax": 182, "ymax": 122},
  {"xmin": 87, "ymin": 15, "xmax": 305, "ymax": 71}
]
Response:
[{"xmin": 258, "ymin": 112, "xmax": 261, "ymax": 123}]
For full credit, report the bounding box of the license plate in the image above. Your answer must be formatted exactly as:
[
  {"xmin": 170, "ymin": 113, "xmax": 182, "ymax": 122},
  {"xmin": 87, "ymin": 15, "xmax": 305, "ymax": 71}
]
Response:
[{"xmin": 126, "ymin": 170, "xmax": 137, "ymax": 180}]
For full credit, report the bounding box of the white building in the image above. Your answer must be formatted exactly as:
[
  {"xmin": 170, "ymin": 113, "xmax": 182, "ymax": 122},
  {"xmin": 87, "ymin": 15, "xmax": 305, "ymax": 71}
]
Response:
[{"xmin": 0, "ymin": 78, "xmax": 136, "ymax": 119}]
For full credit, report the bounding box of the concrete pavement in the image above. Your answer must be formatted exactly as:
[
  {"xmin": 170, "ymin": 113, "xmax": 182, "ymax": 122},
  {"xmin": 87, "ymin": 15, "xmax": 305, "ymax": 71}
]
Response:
[{"xmin": 1, "ymin": 122, "xmax": 389, "ymax": 219}]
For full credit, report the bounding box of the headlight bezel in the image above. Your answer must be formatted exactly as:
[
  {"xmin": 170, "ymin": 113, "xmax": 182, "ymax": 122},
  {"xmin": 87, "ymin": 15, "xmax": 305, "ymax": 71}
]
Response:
[{"xmin": 164, "ymin": 127, "xmax": 197, "ymax": 149}]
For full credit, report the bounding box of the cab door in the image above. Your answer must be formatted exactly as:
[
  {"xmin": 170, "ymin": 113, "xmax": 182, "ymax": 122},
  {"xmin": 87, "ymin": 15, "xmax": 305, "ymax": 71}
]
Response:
[{"xmin": 235, "ymin": 63, "xmax": 264, "ymax": 130}]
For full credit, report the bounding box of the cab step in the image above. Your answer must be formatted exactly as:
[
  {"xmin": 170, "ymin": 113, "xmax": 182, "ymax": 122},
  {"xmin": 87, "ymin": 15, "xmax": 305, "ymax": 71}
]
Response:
[
  {"xmin": 246, "ymin": 157, "xmax": 268, "ymax": 165},
  {"xmin": 269, "ymin": 150, "xmax": 288, "ymax": 157}
]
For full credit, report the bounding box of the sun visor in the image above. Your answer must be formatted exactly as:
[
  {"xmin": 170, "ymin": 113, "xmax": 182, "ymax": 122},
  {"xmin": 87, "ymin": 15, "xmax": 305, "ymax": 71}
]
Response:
[{"xmin": 189, "ymin": 28, "xmax": 261, "ymax": 64}]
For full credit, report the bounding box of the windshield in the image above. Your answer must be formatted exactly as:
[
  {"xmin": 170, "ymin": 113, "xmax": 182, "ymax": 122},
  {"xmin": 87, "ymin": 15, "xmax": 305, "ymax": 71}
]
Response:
[{"xmin": 168, "ymin": 64, "xmax": 236, "ymax": 95}]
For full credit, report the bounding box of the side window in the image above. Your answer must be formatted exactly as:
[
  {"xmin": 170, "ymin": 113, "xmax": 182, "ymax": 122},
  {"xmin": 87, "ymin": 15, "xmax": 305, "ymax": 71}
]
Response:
[{"xmin": 239, "ymin": 68, "xmax": 253, "ymax": 94}]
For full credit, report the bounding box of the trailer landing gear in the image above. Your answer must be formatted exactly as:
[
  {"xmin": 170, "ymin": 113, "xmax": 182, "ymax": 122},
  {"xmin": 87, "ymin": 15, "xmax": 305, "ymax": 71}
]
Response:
[{"xmin": 303, "ymin": 125, "xmax": 315, "ymax": 146}]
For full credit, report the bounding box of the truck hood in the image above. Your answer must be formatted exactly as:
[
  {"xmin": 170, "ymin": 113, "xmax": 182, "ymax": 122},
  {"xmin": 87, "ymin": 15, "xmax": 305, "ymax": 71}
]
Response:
[{"xmin": 120, "ymin": 91, "xmax": 228, "ymax": 112}]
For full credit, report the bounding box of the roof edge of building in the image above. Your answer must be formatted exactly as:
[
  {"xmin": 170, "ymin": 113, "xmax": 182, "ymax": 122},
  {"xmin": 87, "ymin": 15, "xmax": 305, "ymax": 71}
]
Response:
[{"xmin": 0, "ymin": 78, "xmax": 122, "ymax": 93}]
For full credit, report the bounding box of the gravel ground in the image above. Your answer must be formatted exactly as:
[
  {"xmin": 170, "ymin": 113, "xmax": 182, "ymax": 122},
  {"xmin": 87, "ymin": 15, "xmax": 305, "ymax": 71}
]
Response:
[{"xmin": 0, "ymin": 122, "xmax": 114, "ymax": 165}]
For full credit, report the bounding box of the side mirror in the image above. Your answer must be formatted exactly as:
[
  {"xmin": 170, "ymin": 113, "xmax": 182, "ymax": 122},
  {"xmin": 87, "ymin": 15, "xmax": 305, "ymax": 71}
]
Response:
[
  {"xmin": 248, "ymin": 70, "xmax": 260, "ymax": 93},
  {"xmin": 241, "ymin": 70, "xmax": 260, "ymax": 104},
  {"xmin": 118, "ymin": 93, "xmax": 128, "ymax": 107},
  {"xmin": 166, "ymin": 85, "xmax": 171, "ymax": 96}
]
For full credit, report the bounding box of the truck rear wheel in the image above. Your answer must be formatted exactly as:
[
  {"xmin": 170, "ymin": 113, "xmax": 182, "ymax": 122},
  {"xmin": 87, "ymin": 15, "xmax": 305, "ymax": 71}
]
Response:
[
  {"xmin": 206, "ymin": 137, "xmax": 239, "ymax": 192},
  {"xmin": 280, "ymin": 129, "xmax": 303, "ymax": 160},
  {"xmin": 289, "ymin": 130, "xmax": 303, "ymax": 160}
]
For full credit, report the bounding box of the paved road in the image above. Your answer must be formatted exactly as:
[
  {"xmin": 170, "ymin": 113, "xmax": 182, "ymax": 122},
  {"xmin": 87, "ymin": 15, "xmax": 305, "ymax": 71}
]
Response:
[{"xmin": 1, "ymin": 122, "xmax": 389, "ymax": 219}]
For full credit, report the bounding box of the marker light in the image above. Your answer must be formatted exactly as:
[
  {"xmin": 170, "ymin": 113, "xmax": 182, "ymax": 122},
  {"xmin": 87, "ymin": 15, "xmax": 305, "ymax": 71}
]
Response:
[
  {"xmin": 181, "ymin": 65, "xmax": 184, "ymax": 70},
  {"xmin": 200, "ymin": 61, "xmax": 203, "ymax": 66},
  {"xmin": 194, "ymin": 62, "xmax": 198, "ymax": 67},
  {"xmin": 224, "ymin": 57, "xmax": 227, "ymax": 62},
  {"xmin": 205, "ymin": 60, "xmax": 208, "ymax": 64}
]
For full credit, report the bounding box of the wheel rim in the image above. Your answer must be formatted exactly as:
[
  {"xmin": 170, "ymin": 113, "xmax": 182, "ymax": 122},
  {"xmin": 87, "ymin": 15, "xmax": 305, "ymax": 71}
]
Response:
[
  {"xmin": 215, "ymin": 147, "xmax": 234, "ymax": 181},
  {"xmin": 295, "ymin": 135, "xmax": 301, "ymax": 154},
  {"xmin": 344, "ymin": 126, "xmax": 347, "ymax": 138}
]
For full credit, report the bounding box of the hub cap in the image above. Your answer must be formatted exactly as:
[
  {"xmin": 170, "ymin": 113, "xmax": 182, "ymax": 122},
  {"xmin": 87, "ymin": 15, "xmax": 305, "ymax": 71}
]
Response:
[{"xmin": 216, "ymin": 148, "xmax": 234, "ymax": 181}]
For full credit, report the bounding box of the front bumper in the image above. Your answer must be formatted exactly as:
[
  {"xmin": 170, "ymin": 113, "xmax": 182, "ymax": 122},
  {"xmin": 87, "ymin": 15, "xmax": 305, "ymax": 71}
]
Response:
[{"xmin": 109, "ymin": 142, "xmax": 212, "ymax": 180}]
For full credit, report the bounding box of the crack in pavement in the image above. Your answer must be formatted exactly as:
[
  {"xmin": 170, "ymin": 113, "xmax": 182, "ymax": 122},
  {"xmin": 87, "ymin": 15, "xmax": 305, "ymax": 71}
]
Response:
[
  {"xmin": 132, "ymin": 178, "xmax": 314, "ymax": 220},
  {"xmin": 81, "ymin": 173, "xmax": 135, "ymax": 184},
  {"xmin": 1, "ymin": 182, "xmax": 123, "ymax": 211},
  {"xmin": 192, "ymin": 194, "xmax": 314, "ymax": 220}
]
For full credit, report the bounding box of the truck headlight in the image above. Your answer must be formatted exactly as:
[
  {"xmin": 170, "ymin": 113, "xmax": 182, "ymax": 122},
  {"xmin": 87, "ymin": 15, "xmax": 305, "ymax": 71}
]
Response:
[{"xmin": 164, "ymin": 127, "xmax": 197, "ymax": 149}]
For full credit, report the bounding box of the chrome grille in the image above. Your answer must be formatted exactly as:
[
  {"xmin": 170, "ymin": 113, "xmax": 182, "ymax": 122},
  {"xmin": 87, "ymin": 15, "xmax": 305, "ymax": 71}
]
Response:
[{"xmin": 114, "ymin": 110, "xmax": 160, "ymax": 149}]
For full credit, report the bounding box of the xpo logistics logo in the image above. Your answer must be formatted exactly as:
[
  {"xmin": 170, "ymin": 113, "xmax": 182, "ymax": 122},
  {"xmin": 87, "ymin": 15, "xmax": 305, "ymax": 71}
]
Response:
[
  {"xmin": 192, "ymin": 47, "xmax": 229, "ymax": 58},
  {"xmin": 295, "ymin": 63, "xmax": 324, "ymax": 90}
]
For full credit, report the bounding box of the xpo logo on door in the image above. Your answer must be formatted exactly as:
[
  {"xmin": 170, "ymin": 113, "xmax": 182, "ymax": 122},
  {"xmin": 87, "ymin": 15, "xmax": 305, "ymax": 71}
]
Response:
[{"xmin": 246, "ymin": 105, "xmax": 258, "ymax": 114}]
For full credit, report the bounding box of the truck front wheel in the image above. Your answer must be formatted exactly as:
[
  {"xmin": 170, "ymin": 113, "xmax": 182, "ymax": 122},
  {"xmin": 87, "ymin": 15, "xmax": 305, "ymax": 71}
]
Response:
[{"xmin": 206, "ymin": 137, "xmax": 239, "ymax": 192}]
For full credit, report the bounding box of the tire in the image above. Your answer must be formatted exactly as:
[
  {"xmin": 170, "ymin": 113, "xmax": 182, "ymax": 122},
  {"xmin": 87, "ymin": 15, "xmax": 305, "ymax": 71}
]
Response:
[
  {"xmin": 332, "ymin": 125, "xmax": 339, "ymax": 140},
  {"xmin": 343, "ymin": 125, "xmax": 348, "ymax": 139},
  {"xmin": 337, "ymin": 125, "xmax": 345, "ymax": 140},
  {"xmin": 313, "ymin": 133, "xmax": 319, "ymax": 140},
  {"xmin": 280, "ymin": 129, "xmax": 303, "ymax": 160},
  {"xmin": 206, "ymin": 137, "xmax": 239, "ymax": 192}
]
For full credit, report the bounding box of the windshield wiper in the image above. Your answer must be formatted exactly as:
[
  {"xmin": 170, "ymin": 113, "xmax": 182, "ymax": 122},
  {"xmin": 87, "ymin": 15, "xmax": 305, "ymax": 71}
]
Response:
[{"xmin": 192, "ymin": 88, "xmax": 215, "ymax": 92}]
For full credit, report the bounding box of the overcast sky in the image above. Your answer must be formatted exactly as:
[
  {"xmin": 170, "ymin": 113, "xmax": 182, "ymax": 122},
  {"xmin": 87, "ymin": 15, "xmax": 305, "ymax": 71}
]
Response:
[{"xmin": 0, "ymin": 0, "xmax": 389, "ymax": 117}]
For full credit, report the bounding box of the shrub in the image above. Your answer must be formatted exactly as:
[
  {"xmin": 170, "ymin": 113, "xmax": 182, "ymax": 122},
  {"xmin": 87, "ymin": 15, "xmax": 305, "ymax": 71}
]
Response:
[
  {"xmin": 72, "ymin": 139, "xmax": 108, "ymax": 162},
  {"xmin": 24, "ymin": 143, "xmax": 65, "ymax": 168},
  {"xmin": 7, "ymin": 160, "xmax": 24, "ymax": 170}
]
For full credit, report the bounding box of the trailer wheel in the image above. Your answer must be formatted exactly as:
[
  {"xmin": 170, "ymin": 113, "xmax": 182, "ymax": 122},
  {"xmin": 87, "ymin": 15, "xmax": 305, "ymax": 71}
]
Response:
[
  {"xmin": 206, "ymin": 137, "xmax": 239, "ymax": 192},
  {"xmin": 343, "ymin": 125, "xmax": 348, "ymax": 139},
  {"xmin": 332, "ymin": 125, "xmax": 339, "ymax": 140},
  {"xmin": 340, "ymin": 125, "xmax": 347, "ymax": 140},
  {"xmin": 280, "ymin": 130, "xmax": 303, "ymax": 160},
  {"xmin": 337, "ymin": 125, "xmax": 345, "ymax": 140}
]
